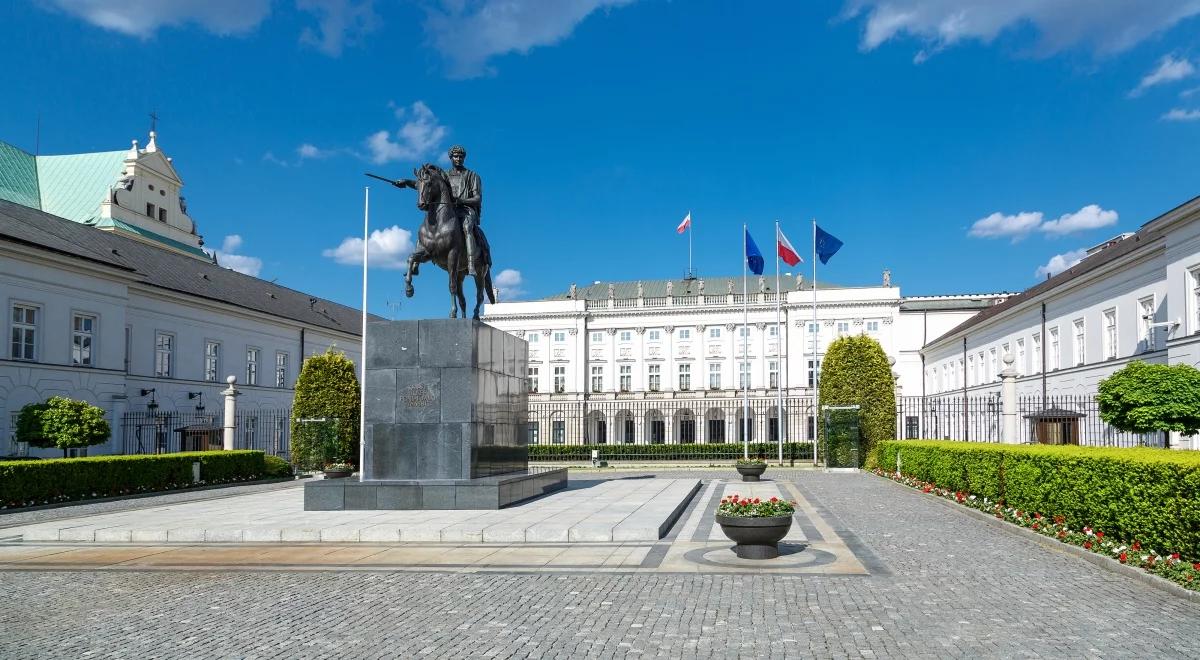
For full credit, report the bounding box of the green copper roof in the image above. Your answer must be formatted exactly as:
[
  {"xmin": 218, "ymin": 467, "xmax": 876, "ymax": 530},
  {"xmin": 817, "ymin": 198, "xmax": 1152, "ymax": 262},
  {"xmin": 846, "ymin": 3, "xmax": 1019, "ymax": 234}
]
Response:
[
  {"xmin": 94, "ymin": 217, "xmax": 209, "ymax": 259},
  {"xmin": 0, "ymin": 141, "xmax": 40, "ymax": 209},
  {"xmin": 36, "ymin": 150, "xmax": 127, "ymax": 222}
]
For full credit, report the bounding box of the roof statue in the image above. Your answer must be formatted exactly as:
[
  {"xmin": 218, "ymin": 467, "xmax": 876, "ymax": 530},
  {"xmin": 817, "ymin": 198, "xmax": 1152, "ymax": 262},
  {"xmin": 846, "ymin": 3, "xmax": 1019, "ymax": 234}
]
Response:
[
  {"xmin": 758, "ymin": 275, "xmax": 766, "ymax": 294},
  {"xmin": 371, "ymin": 145, "xmax": 494, "ymax": 319},
  {"xmin": 796, "ymin": 273, "xmax": 804, "ymax": 288},
  {"xmin": 698, "ymin": 279, "xmax": 705, "ymax": 294},
  {"xmin": 569, "ymin": 283, "xmax": 577, "ymax": 299},
  {"xmin": 608, "ymin": 282, "xmax": 615, "ymax": 299},
  {"xmin": 883, "ymin": 268, "xmax": 892, "ymax": 288},
  {"xmin": 666, "ymin": 280, "xmax": 674, "ymax": 296},
  {"xmin": 636, "ymin": 280, "xmax": 643, "ymax": 298}
]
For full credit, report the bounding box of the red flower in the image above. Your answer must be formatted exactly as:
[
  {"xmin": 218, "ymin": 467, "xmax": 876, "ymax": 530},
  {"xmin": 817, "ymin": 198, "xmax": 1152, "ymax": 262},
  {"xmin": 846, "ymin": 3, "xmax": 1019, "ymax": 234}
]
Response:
[
  {"xmin": 1057, "ymin": 531, "xmax": 1067, "ymax": 539},
  {"xmin": 1171, "ymin": 553, "xmax": 1180, "ymax": 560},
  {"xmin": 1193, "ymin": 562, "xmax": 1200, "ymax": 571},
  {"xmin": 770, "ymin": 497, "xmax": 778, "ymax": 503},
  {"xmin": 1119, "ymin": 552, "xmax": 1127, "ymax": 563},
  {"xmin": 1083, "ymin": 541, "xmax": 1092, "ymax": 550},
  {"xmin": 1032, "ymin": 523, "xmax": 1039, "ymax": 530},
  {"xmin": 1132, "ymin": 541, "xmax": 1141, "ymax": 551},
  {"xmin": 753, "ymin": 498, "xmax": 761, "ymax": 504},
  {"xmin": 1095, "ymin": 531, "xmax": 1103, "ymax": 540}
]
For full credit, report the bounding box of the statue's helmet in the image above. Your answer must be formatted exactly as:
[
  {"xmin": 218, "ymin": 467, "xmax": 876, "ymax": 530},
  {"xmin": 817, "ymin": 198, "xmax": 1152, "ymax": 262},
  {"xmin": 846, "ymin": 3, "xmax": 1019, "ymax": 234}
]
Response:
[{"xmin": 448, "ymin": 145, "xmax": 467, "ymax": 158}]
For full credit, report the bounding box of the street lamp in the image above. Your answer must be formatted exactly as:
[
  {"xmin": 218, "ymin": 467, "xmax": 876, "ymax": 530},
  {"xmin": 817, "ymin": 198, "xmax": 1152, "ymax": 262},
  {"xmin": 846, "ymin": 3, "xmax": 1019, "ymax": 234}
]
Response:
[{"xmin": 188, "ymin": 391, "xmax": 205, "ymax": 412}]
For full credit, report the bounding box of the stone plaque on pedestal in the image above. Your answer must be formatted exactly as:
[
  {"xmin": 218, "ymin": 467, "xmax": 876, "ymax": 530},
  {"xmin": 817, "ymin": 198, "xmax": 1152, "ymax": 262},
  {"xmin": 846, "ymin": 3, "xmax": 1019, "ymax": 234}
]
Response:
[{"xmin": 305, "ymin": 319, "xmax": 566, "ymax": 510}]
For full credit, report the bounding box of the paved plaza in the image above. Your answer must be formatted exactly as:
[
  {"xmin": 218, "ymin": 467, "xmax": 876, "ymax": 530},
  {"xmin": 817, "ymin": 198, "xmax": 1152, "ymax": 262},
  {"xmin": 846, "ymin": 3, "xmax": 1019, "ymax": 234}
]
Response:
[{"xmin": 2, "ymin": 468, "xmax": 1200, "ymax": 658}]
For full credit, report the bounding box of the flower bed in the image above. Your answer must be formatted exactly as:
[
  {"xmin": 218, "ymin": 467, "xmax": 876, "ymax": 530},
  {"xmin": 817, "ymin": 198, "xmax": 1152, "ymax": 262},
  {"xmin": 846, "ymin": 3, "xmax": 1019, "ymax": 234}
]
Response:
[
  {"xmin": 876, "ymin": 467, "xmax": 1200, "ymax": 591},
  {"xmin": 0, "ymin": 451, "xmax": 269, "ymax": 509},
  {"xmin": 529, "ymin": 442, "xmax": 814, "ymax": 461},
  {"xmin": 735, "ymin": 458, "xmax": 767, "ymax": 466},
  {"xmin": 717, "ymin": 494, "xmax": 796, "ymax": 517}
]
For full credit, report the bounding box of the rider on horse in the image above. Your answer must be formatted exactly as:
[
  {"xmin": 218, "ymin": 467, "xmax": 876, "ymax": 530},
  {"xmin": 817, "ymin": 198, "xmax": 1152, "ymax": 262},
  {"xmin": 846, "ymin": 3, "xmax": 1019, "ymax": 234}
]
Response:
[{"xmin": 393, "ymin": 145, "xmax": 483, "ymax": 275}]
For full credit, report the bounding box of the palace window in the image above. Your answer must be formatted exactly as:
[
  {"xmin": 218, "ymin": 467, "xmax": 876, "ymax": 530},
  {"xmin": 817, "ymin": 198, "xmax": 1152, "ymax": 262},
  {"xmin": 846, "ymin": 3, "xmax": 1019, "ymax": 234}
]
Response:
[
  {"xmin": 1049, "ymin": 327, "xmax": 1060, "ymax": 370},
  {"xmin": 708, "ymin": 416, "xmax": 726, "ymax": 443},
  {"xmin": 619, "ymin": 330, "xmax": 632, "ymax": 342},
  {"xmin": 678, "ymin": 363, "xmax": 691, "ymax": 391},
  {"xmin": 146, "ymin": 202, "xmax": 156, "ymax": 218},
  {"xmin": 619, "ymin": 365, "xmax": 631, "ymax": 392},
  {"xmin": 866, "ymin": 320, "xmax": 880, "ymax": 333},
  {"xmin": 154, "ymin": 332, "xmax": 174, "ymax": 377},
  {"xmin": 72, "ymin": 313, "xmax": 96, "ymax": 367},
  {"xmin": 768, "ymin": 325, "xmax": 779, "ymax": 338},
  {"xmin": 553, "ymin": 366, "xmax": 566, "ymax": 393},
  {"xmin": 526, "ymin": 333, "xmax": 539, "ymax": 344},
  {"xmin": 275, "ymin": 352, "xmax": 288, "ymax": 388},
  {"xmin": 10, "ymin": 304, "xmax": 37, "ymax": 361},
  {"xmin": 708, "ymin": 362, "xmax": 722, "ymax": 389},
  {"xmin": 527, "ymin": 422, "xmax": 540, "ymax": 445},
  {"xmin": 1103, "ymin": 308, "xmax": 1117, "ymax": 360},
  {"xmin": 807, "ymin": 322, "xmax": 819, "ymax": 334},
  {"xmin": 1140, "ymin": 296, "xmax": 1156, "ymax": 351},
  {"xmin": 807, "ymin": 359, "xmax": 821, "ymax": 388},
  {"xmin": 590, "ymin": 366, "xmax": 603, "ymax": 393},
  {"xmin": 648, "ymin": 364, "xmax": 661, "ymax": 391},
  {"xmin": 159, "ymin": 208, "xmax": 167, "ymax": 223},
  {"xmin": 967, "ymin": 354, "xmax": 976, "ymax": 386},
  {"xmin": 738, "ymin": 325, "xmax": 750, "ymax": 339},
  {"xmin": 678, "ymin": 328, "xmax": 691, "ymax": 340},
  {"xmin": 246, "ymin": 347, "xmax": 259, "ymax": 385},
  {"xmin": 769, "ymin": 360, "xmax": 779, "ymax": 389},
  {"xmin": 553, "ymin": 331, "xmax": 565, "ymax": 343},
  {"xmin": 527, "ymin": 366, "xmax": 539, "ymax": 393},
  {"xmin": 591, "ymin": 331, "xmax": 603, "ymax": 343},
  {"xmin": 1032, "ymin": 333, "xmax": 1042, "ymax": 373},
  {"xmin": 205, "ymin": 341, "xmax": 220, "ymax": 382},
  {"xmin": 1016, "ymin": 338, "xmax": 1025, "ymax": 376},
  {"xmin": 1073, "ymin": 319, "xmax": 1085, "ymax": 366},
  {"xmin": 836, "ymin": 321, "xmax": 849, "ymax": 335},
  {"xmin": 648, "ymin": 330, "xmax": 661, "ymax": 341},
  {"xmin": 988, "ymin": 348, "xmax": 997, "ymax": 381},
  {"xmin": 1191, "ymin": 266, "xmax": 1200, "ymax": 333},
  {"xmin": 739, "ymin": 361, "xmax": 751, "ymax": 389},
  {"xmin": 124, "ymin": 326, "xmax": 131, "ymax": 374},
  {"xmin": 709, "ymin": 327, "xmax": 722, "ymax": 339},
  {"xmin": 552, "ymin": 419, "xmax": 565, "ymax": 444},
  {"xmin": 679, "ymin": 413, "xmax": 696, "ymax": 444}
]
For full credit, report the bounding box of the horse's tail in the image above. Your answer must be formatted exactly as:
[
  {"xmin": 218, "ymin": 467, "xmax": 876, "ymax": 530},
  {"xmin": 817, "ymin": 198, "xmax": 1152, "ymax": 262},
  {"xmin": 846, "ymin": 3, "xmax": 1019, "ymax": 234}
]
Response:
[{"xmin": 484, "ymin": 269, "xmax": 496, "ymax": 305}]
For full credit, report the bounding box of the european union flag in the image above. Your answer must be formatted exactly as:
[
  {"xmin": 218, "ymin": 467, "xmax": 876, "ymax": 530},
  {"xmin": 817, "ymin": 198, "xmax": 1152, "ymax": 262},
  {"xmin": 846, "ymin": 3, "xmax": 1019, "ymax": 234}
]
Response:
[
  {"xmin": 815, "ymin": 224, "xmax": 843, "ymax": 265},
  {"xmin": 744, "ymin": 229, "xmax": 764, "ymax": 275}
]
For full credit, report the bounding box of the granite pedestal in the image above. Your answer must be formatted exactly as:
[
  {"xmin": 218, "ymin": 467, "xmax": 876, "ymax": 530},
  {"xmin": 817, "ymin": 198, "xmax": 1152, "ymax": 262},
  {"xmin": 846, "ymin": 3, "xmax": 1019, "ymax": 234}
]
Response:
[{"xmin": 305, "ymin": 319, "xmax": 566, "ymax": 510}]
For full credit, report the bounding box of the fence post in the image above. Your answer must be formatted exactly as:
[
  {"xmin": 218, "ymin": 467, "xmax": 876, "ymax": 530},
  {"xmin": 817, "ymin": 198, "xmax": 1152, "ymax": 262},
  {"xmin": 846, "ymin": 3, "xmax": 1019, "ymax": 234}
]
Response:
[
  {"xmin": 1000, "ymin": 354, "xmax": 1018, "ymax": 444},
  {"xmin": 221, "ymin": 375, "xmax": 240, "ymax": 451}
]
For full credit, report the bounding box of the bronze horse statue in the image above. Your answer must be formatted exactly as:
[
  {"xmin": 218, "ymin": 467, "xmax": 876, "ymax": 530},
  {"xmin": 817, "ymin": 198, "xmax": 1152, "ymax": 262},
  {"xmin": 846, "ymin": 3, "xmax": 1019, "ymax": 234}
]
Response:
[{"xmin": 405, "ymin": 163, "xmax": 495, "ymax": 319}]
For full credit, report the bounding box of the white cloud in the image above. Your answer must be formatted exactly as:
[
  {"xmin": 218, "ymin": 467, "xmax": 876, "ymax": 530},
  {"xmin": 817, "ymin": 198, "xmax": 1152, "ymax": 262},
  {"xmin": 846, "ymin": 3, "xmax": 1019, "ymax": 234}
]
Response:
[
  {"xmin": 1163, "ymin": 107, "xmax": 1200, "ymax": 121},
  {"xmin": 493, "ymin": 268, "xmax": 525, "ymax": 300},
  {"xmin": 969, "ymin": 204, "xmax": 1119, "ymax": 240},
  {"xmin": 207, "ymin": 235, "xmax": 263, "ymax": 277},
  {"xmin": 1181, "ymin": 86, "xmax": 1200, "ymax": 98},
  {"xmin": 44, "ymin": 0, "xmax": 271, "ymax": 36},
  {"xmin": 363, "ymin": 101, "xmax": 448, "ymax": 164},
  {"xmin": 322, "ymin": 225, "xmax": 414, "ymax": 269},
  {"xmin": 843, "ymin": 1, "xmax": 1200, "ymax": 60},
  {"xmin": 1129, "ymin": 55, "xmax": 1196, "ymax": 97},
  {"xmin": 1035, "ymin": 247, "xmax": 1089, "ymax": 279},
  {"xmin": 423, "ymin": 0, "xmax": 638, "ymax": 78},
  {"xmin": 968, "ymin": 211, "xmax": 1044, "ymax": 240},
  {"xmin": 296, "ymin": 0, "xmax": 377, "ymax": 56},
  {"xmin": 1039, "ymin": 204, "xmax": 1119, "ymax": 236}
]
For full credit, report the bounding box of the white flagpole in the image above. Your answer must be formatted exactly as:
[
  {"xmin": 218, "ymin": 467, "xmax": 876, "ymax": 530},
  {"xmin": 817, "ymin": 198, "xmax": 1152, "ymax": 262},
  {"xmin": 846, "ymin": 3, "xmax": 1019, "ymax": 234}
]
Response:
[
  {"xmin": 688, "ymin": 211, "xmax": 693, "ymax": 278},
  {"xmin": 775, "ymin": 221, "xmax": 784, "ymax": 465},
  {"xmin": 812, "ymin": 218, "xmax": 819, "ymax": 467},
  {"xmin": 359, "ymin": 186, "xmax": 369, "ymax": 479},
  {"xmin": 742, "ymin": 224, "xmax": 750, "ymax": 460}
]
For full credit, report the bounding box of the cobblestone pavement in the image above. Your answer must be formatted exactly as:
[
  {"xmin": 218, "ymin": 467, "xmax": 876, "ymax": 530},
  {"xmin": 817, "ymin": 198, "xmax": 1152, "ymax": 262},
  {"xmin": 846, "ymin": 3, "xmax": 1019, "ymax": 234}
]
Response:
[{"xmin": 3, "ymin": 469, "xmax": 1200, "ymax": 658}]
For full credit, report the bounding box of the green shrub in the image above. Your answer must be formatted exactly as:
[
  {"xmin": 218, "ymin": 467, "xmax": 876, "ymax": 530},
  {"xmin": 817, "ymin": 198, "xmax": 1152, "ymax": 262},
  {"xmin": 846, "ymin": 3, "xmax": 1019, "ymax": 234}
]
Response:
[
  {"xmin": 819, "ymin": 335, "xmax": 895, "ymax": 468},
  {"xmin": 529, "ymin": 442, "xmax": 814, "ymax": 461},
  {"xmin": 878, "ymin": 440, "xmax": 1200, "ymax": 558},
  {"xmin": 16, "ymin": 397, "xmax": 111, "ymax": 454},
  {"xmin": 1098, "ymin": 361, "xmax": 1200, "ymax": 436},
  {"xmin": 263, "ymin": 454, "xmax": 294, "ymax": 478},
  {"xmin": 291, "ymin": 347, "xmax": 360, "ymax": 469},
  {"xmin": 0, "ymin": 450, "xmax": 267, "ymax": 509}
]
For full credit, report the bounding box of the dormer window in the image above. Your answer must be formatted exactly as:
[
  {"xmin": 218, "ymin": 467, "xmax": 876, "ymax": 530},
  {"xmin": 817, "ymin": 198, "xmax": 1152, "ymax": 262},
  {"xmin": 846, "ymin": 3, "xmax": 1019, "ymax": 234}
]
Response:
[{"xmin": 146, "ymin": 202, "xmax": 156, "ymax": 218}]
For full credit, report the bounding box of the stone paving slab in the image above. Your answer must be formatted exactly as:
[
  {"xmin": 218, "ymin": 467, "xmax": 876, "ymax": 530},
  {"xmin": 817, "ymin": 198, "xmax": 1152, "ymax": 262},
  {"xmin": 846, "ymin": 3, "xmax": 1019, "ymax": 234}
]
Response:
[{"xmin": 6, "ymin": 478, "xmax": 700, "ymax": 544}]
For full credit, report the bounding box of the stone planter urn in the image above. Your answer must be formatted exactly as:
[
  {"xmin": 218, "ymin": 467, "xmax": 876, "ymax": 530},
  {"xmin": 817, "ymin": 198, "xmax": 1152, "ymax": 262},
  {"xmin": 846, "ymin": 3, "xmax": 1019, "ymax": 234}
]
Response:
[
  {"xmin": 715, "ymin": 514, "xmax": 793, "ymax": 559},
  {"xmin": 323, "ymin": 468, "xmax": 352, "ymax": 479},
  {"xmin": 736, "ymin": 463, "xmax": 767, "ymax": 482}
]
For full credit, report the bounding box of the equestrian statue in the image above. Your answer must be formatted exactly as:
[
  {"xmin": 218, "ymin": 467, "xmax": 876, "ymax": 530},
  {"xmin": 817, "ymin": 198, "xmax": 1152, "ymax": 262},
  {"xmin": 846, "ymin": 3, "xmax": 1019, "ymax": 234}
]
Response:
[{"xmin": 368, "ymin": 145, "xmax": 495, "ymax": 319}]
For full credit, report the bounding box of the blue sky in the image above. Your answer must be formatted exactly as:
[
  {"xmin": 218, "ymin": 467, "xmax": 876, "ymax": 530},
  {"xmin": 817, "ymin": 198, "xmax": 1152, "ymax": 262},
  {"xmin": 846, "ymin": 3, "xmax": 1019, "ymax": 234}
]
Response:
[{"xmin": 2, "ymin": 1, "xmax": 1199, "ymax": 318}]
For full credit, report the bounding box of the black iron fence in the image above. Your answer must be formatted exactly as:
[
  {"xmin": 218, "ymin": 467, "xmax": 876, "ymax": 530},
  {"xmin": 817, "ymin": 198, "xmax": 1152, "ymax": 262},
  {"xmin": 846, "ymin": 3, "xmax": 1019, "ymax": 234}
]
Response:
[
  {"xmin": 121, "ymin": 409, "xmax": 293, "ymax": 459},
  {"xmin": 528, "ymin": 396, "xmax": 818, "ymax": 447},
  {"xmin": 896, "ymin": 395, "xmax": 1165, "ymax": 448}
]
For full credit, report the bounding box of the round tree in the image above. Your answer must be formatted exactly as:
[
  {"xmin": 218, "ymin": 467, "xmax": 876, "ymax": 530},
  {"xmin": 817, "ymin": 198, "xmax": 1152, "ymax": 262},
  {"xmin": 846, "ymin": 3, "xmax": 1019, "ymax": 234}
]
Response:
[
  {"xmin": 16, "ymin": 397, "xmax": 110, "ymax": 456},
  {"xmin": 1098, "ymin": 361, "xmax": 1200, "ymax": 437},
  {"xmin": 291, "ymin": 347, "xmax": 361, "ymax": 469},
  {"xmin": 818, "ymin": 334, "xmax": 896, "ymax": 467}
]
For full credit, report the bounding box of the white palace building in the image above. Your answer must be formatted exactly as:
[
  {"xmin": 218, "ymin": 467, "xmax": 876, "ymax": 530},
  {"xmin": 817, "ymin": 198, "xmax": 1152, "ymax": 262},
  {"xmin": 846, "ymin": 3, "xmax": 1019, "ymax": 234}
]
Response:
[
  {"xmin": 483, "ymin": 277, "xmax": 1005, "ymax": 446},
  {"xmin": 0, "ymin": 132, "xmax": 361, "ymax": 458}
]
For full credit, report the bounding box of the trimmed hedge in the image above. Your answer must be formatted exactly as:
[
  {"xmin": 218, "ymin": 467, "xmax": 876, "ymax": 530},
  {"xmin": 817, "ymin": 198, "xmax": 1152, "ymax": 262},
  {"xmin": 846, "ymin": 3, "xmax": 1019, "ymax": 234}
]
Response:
[
  {"xmin": 0, "ymin": 450, "xmax": 268, "ymax": 509},
  {"xmin": 878, "ymin": 440, "xmax": 1200, "ymax": 558},
  {"xmin": 530, "ymin": 442, "xmax": 814, "ymax": 461}
]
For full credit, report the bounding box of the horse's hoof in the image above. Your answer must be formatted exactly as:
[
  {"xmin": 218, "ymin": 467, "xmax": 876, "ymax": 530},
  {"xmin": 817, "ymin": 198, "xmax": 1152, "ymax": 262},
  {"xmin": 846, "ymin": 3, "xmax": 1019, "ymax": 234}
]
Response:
[{"xmin": 405, "ymin": 286, "xmax": 414, "ymax": 298}]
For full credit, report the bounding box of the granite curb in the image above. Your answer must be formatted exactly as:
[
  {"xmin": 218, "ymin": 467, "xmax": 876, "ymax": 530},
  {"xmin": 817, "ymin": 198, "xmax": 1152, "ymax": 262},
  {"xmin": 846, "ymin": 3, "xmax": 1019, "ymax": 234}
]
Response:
[
  {"xmin": 875, "ymin": 472, "xmax": 1200, "ymax": 605},
  {"xmin": 0, "ymin": 477, "xmax": 305, "ymax": 520}
]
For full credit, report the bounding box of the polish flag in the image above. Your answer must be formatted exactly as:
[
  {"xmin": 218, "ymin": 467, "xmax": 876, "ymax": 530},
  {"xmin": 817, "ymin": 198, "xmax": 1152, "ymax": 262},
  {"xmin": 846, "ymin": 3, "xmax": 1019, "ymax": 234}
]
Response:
[
  {"xmin": 676, "ymin": 212, "xmax": 691, "ymax": 234},
  {"xmin": 777, "ymin": 227, "xmax": 802, "ymax": 266}
]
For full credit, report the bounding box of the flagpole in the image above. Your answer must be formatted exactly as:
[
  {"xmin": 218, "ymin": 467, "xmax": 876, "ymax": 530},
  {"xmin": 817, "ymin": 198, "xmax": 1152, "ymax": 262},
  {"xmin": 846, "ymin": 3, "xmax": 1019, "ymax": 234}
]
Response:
[
  {"xmin": 359, "ymin": 186, "xmax": 369, "ymax": 480},
  {"xmin": 775, "ymin": 221, "xmax": 784, "ymax": 465},
  {"xmin": 812, "ymin": 218, "xmax": 819, "ymax": 468},
  {"xmin": 688, "ymin": 211, "xmax": 693, "ymax": 278},
  {"xmin": 742, "ymin": 224, "xmax": 750, "ymax": 460}
]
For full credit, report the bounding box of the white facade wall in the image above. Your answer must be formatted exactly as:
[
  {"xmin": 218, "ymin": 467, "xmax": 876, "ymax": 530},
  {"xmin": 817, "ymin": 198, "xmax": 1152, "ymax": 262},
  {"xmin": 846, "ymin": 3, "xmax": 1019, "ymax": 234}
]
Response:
[{"xmin": 0, "ymin": 246, "xmax": 360, "ymax": 458}]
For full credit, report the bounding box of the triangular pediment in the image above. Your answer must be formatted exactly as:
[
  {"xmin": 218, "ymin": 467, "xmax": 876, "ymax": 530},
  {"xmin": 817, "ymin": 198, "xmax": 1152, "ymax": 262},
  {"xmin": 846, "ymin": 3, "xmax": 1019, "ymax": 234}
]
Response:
[{"xmin": 134, "ymin": 150, "xmax": 183, "ymax": 186}]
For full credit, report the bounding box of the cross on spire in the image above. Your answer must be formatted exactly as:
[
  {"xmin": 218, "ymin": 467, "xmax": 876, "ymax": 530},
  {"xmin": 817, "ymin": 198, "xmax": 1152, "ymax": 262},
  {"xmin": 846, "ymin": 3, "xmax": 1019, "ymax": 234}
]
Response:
[{"xmin": 149, "ymin": 110, "xmax": 159, "ymax": 134}]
